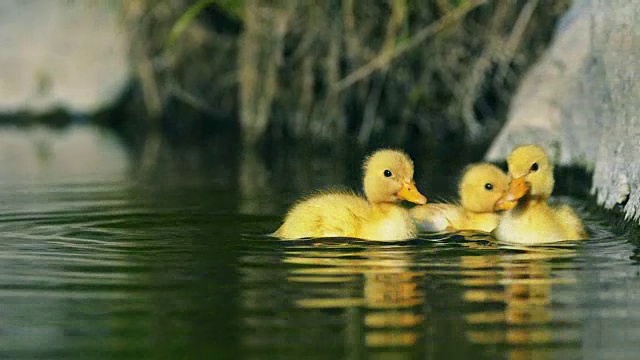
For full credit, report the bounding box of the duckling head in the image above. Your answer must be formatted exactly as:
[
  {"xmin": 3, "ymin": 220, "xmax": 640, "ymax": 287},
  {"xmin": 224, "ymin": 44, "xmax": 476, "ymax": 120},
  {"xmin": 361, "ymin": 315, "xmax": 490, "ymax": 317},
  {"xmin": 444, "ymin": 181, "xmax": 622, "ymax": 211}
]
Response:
[
  {"xmin": 363, "ymin": 149, "xmax": 427, "ymax": 205},
  {"xmin": 496, "ymin": 144, "xmax": 554, "ymax": 210},
  {"xmin": 459, "ymin": 163, "xmax": 508, "ymax": 213}
]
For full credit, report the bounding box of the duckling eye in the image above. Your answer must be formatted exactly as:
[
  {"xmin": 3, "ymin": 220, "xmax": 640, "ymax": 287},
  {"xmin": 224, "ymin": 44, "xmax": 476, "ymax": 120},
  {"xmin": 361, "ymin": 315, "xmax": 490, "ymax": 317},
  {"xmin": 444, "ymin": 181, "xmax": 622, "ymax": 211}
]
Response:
[
  {"xmin": 383, "ymin": 169, "xmax": 392, "ymax": 177},
  {"xmin": 530, "ymin": 162, "xmax": 539, "ymax": 172},
  {"xmin": 484, "ymin": 183, "xmax": 493, "ymax": 191}
]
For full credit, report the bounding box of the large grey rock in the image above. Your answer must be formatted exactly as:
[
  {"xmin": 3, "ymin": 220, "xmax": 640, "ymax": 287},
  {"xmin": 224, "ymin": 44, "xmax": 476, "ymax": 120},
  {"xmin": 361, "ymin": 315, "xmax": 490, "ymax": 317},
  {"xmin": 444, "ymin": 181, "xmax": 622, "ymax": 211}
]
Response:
[
  {"xmin": 486, "ymin": 0, "xmax": 640, "ymax": 222},
  {"xmin": 0, "ymin": 0, "xmax": 130, "ymax": 115}
]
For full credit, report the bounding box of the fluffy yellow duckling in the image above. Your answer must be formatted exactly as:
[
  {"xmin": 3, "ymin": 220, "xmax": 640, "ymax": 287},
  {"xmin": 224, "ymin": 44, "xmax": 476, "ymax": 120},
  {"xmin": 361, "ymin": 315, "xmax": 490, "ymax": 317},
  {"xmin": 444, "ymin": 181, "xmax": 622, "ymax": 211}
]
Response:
[
  {"xmin": 493, "ymin": 144, "xmax": 587, "ymax": 244},
  {"xmin": 411, "ymin": 163, "xmax": 508, "ymax": 233},
  {"xmin": 273, "ymin": 149, "xmax": 427, "ymax": 241}
]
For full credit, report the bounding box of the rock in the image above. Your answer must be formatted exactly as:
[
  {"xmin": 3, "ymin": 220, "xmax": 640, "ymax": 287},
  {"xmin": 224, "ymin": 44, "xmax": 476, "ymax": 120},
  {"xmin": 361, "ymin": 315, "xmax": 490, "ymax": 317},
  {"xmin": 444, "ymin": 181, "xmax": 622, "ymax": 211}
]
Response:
[
  {"xmin": 0, "ymin": 0, "xmax": 130, "ymax": 115},
  {"xmin": 485, "ymin": 0, "xmax": 640, "ymax": 222}
]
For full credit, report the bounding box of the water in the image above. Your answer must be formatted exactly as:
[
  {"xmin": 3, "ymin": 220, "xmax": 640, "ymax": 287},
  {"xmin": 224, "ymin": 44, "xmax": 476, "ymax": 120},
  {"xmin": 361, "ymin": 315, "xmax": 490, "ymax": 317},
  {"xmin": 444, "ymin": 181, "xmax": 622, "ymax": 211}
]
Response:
[{"xmin": 1, "ymin": 128, "xmax": 639, "ymax": 359}]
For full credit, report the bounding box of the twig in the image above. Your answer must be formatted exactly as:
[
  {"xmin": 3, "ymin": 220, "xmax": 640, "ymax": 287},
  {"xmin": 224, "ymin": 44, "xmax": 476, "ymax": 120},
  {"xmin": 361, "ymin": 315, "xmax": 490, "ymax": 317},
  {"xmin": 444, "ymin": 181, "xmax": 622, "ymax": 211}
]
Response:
[
  {"xmin": 496, "ymin": 0, "xmax": 540, "ymax": 81},
  {"xmin": 136, "ymin": 52, "xmax": 163, "ymax": 119},
  {"xmin": 168, "ymin": 82, "xmax": 218, "ymax": 116},
  {"xmin": 459, "ymin": 0, "xmax": 513, "ymax": 140},
  {"xmin": 358, "ymin": 71, "xmax": 388, "ymax": 145},
  {"xmin": 332, "ymin": 0, "xmax": 488, "ymax": 92}
]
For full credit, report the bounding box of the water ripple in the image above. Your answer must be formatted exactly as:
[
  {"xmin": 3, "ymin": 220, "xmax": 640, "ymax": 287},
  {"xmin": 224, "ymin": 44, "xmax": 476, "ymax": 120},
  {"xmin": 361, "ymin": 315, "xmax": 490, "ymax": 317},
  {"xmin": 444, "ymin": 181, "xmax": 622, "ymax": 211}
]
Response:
[
  {"xmin": 238, "ymin": 205, "xmax": 640, "ymax": 358},
  {"xmin": 0, "ymin": 181, "xmax": 638, "ymax": 358}
]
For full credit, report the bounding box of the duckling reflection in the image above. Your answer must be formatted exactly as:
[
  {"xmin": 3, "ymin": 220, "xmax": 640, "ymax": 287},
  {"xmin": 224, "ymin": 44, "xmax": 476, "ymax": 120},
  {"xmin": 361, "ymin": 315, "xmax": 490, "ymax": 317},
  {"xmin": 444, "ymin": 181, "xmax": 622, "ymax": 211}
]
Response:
[
  {"xmin": 284, "ymin": 242, "xmax": 426, "ymax": 349},
  {"xmin": 459, "ymin": 244, "xmax": 579, "ymax": 354}
]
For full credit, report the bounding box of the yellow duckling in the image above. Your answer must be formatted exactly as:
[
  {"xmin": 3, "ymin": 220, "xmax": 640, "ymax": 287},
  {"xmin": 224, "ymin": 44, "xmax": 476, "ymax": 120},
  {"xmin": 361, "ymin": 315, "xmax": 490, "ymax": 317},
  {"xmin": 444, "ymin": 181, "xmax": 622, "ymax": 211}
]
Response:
[
  {"xmin": 493, "ymin": 144, "xmax": 587, "ymax": 244},
  {"xmin": 273, "ymin": 149, "xmax": 427, "ymax": 241},
  {"xmin": 411, "ymin": 163, "xmax": 508, "ymax": 233}
]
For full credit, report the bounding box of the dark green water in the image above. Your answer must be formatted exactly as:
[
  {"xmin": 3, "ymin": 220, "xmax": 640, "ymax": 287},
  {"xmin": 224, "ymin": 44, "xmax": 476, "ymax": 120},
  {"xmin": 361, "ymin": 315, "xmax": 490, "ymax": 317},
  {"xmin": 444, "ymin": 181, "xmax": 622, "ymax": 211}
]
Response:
[{"xmin": 1, "ymin": 134, "xmax": 639, "ymax": 359}]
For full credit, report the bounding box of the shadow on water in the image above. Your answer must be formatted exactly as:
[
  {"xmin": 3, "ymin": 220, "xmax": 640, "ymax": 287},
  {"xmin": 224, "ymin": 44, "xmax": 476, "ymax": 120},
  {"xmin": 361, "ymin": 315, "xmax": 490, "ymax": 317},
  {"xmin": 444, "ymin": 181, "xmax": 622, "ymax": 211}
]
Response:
[{"xmin": 0, "ymin": 124, "xmax": 639, "ymax": 358}]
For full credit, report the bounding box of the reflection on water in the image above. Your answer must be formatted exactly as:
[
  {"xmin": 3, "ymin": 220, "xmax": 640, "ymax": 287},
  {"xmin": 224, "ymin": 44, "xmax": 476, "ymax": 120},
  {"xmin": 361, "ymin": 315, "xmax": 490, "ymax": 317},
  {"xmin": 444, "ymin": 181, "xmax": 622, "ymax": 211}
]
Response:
[
  {"xmin": 0, "ymin": 125, "xmax": 129, "ymax": 185},
  {"xmin": 246, "ymin": 236, "xmax": 596, "ymax": 359},
  {"xmin": 239, "ymin": 215, "xmax": 640, "ymax": 359},
  {"xmin": 461, "ymin": 245, "xmax": 579, "ymax": 356},
  {"xmin": 3, "ymin": 180, "xmax": 634, "ymax": 358},
  {"xmin": 286, "ymin": 243, "xmax": 426, "ymax": 350},
  {"xmin": 0, "ymin": 181, "xmax": 243, "ymax": 358},
  {"xmin": 0, "ymin": 126, "xmax": 639, "ymax": 358}
]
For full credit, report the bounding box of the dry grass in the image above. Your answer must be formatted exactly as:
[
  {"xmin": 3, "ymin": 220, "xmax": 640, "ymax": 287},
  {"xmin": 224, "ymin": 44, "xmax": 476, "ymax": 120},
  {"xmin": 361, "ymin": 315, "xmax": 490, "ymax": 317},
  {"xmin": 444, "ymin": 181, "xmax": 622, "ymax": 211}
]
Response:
[{"xmin": 123, "ymin": 0, "xmax": 571, "ymax": 148}]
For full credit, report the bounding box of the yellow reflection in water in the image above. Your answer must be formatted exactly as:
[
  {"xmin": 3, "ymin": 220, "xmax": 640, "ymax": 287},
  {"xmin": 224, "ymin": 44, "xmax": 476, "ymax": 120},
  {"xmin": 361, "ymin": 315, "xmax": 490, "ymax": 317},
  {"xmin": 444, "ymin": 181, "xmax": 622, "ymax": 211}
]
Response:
[
  {"xmin": 366, "ymin": 331, "xmax": 418, "ymax": 347},
  {"xmin": 285, "ymin": 246, "xmax": 425, "ymax": 349},
  {"xmin": 461, "ymin": 244, "xmax": 579, "ymax": 358}
]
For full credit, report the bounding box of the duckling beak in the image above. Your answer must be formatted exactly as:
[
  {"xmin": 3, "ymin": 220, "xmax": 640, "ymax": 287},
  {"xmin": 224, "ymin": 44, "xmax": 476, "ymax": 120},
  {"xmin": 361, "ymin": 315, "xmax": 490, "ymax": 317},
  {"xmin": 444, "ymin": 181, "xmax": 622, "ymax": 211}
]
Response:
[
  {"xmin": 494, "ymin": 176, "xmax": 529, "ymax": 211},
  {"xmin": 505, "ymin": 176, "xmax": 529, "ymax": 201},
  {"xmin": 397, "ymin": 181, "xmax": 427, "ymax": 205},
  {"xmin": 494, "ymin": 195, "xmax": 516, "ymax": 211}
]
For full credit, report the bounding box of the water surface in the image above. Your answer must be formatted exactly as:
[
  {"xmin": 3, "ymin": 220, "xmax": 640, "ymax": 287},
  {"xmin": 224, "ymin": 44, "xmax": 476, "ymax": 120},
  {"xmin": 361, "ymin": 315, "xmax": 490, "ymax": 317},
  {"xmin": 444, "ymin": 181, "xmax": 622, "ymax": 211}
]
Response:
[{"xmin": 0, "ymin": 132, "xmax": 638, "ymax": 359}]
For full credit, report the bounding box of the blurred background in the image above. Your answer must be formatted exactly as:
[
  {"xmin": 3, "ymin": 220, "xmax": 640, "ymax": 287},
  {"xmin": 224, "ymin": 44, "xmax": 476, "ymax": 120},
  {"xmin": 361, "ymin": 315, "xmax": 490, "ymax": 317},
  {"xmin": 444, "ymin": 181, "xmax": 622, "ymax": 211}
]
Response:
[
  {"xmin": 0, "ymin": 0, "xmax": 569, "ymax": 186},
  {"xmin": 2, "ymin": 0, "xmax": 638, "ymax": 221},
  {"xmin": 4, "ymin": 2, "xmax": 640, "ymax": 359}
]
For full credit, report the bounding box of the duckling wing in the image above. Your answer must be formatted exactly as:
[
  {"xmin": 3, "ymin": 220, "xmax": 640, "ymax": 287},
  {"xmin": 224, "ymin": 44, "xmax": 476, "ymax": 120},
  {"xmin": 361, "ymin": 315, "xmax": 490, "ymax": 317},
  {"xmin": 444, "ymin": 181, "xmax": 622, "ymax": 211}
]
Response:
[
  {"xmin": 460, "ymin": 212, "xmax": 501, "ymax": 233},
  {"xmin": 411, "ymin": 203, "xmax": 462, "ymax": 232},
  {"xmin": 553, "ymin": 204, "xmax": 588, "ymax": 240},
  {"xmin": 274, "ymin": 192, "xmax": 369, "ymax": 239}
]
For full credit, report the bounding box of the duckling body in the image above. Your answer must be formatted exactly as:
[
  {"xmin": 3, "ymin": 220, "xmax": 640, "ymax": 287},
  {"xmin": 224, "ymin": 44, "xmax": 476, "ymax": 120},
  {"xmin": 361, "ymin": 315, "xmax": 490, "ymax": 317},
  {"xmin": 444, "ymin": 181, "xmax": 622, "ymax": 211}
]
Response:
[
  {"xmin": 493, "ymin": 145, "xmax": 587, "ymax": 244},
  {"xmin": 274, "ymin": 150, "xmax": 427, "ymax": 241},
  {"xmin": 274, "ymin": 192, "xmax": 416, "ymax": 240},
  {"xmin": 411, "ymin": 163, "xmax": 508, "ymax": 233},
  {"xmin": 456, "ymin": 211, "xmax": 503, "ymax": 233},
  {"xmin": 555, "ymin": 204, "xmax": 587, "ymax": 240},
  {"xmin": 411, "ymin": 203, "xmax": 462, "ymax": 232},
  {"xmin": 494, "ymin": 198, "xmax": 577, "ymax": 244}
]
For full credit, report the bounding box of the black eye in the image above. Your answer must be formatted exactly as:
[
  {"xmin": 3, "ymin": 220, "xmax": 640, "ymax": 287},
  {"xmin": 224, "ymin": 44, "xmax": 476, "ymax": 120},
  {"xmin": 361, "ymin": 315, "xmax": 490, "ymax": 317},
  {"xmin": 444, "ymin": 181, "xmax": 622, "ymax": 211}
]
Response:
[
  {"xmin": 484, "ymin": 183, "xmax": 493, "ymax": 191},
  {"xmin": 530, "ymin": 162, "xmax": 539, "ymax": 172},
  {"xmin": 384, "ymin": 170, "xmax": 392, "ymax": 177}
]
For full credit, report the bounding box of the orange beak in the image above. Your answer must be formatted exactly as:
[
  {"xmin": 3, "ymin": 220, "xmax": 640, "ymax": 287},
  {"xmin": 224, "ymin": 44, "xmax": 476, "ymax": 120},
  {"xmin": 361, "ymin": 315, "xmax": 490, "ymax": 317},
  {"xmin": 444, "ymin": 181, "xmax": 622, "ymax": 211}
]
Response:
[
  {"xmin": 397, "ymin": 181, "xmax": 427, "ymax": 205},
  {"xmin": 494, "ymin": 176, "xmax": 529, "ymax": 211}
]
